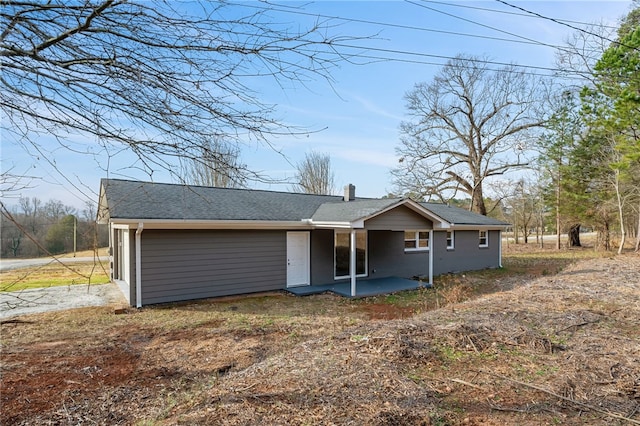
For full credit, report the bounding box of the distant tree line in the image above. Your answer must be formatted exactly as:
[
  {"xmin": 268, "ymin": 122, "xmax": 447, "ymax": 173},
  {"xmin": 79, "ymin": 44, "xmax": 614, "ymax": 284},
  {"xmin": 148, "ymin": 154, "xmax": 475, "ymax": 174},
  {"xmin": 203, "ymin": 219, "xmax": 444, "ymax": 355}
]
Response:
[{"xmin": 1, "ymin": 197, "xmax": 108, "ymax": 258}]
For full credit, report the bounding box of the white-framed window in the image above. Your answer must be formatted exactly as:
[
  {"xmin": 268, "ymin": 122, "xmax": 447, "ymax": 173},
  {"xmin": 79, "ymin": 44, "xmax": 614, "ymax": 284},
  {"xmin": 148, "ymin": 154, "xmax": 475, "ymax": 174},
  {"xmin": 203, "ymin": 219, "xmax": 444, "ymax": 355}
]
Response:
[
  {"xmin": 479, "ymin": 230, "xmax": 489, "ymax": 247},
  {"xmin": 335, "ymin": 230, "xmax": 367, "ymax": 279},
  {"xmin": 404, "ymin": 230, "xmax": 429, "ymax": 252},
  {"xmin": 446, "ymin": 230, "xmax": 455, "ymax": 250}
]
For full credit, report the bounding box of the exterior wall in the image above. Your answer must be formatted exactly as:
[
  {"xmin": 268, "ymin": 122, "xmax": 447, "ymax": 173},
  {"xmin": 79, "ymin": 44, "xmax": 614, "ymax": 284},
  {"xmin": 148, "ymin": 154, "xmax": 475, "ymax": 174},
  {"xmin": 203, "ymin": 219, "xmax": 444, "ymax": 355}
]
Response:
[
  {"xmin": 310, "ymin": 229, "xmax": 335, "ymax": 285},
  {"xmin": 365, "ymin": 205, "xmax": 433, "ymax": 230},
  {"xmin": 137, "ymin": 229, "xmax": 286, "ymax": 305},
  {"xmin": 368, "ymin": 230, "xmax": 429, "ymax": 279},
  {"xmin": 115, "ymin": 225, "xmax": 501, "ymax": 306},
  {"xmin": 432, "ymin": 230, "xmax": 501, "ymax": 275}
]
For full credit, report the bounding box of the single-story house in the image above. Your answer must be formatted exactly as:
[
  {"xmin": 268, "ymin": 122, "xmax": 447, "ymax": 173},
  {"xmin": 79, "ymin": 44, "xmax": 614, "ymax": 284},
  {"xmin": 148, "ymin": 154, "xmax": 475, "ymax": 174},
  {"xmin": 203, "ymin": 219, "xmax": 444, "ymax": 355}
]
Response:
[{"xmin": 97, "ymin": 179, "xmax": 509, "ymax": 307}]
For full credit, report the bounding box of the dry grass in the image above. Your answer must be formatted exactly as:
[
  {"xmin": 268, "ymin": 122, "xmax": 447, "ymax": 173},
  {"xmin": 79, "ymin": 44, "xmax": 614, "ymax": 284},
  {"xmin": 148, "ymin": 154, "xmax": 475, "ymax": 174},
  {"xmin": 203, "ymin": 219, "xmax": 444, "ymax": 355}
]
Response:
[
  {"xmin": 2, "ymin": 244, "xmax": 639, "ymax": 425},
  {"xmin": 57, "ymin": 248, "xmax": 109, "ymax": 258},
  {"xmin": 1, "ymin": 259, "xmax": 110, "ymax": 291}
]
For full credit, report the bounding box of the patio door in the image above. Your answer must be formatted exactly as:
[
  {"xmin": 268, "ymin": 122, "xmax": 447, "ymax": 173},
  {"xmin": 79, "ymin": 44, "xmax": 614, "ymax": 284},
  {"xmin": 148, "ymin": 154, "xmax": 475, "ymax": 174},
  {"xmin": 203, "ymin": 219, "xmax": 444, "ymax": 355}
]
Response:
[{"xmin": 286, "ymin": 232, "xmax": 310, "ymax": 287}]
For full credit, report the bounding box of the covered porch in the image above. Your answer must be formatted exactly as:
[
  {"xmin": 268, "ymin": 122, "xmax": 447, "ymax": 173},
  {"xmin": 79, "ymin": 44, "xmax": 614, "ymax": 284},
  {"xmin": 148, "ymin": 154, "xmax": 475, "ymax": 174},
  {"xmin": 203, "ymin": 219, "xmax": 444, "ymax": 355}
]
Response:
[
  {"xmin": 292, "ymin": 198, "xmax": 443, "ymax": 298},
  {"xmin": 286, "ymin": 276, "xmax": 430, "ymax": 298}
]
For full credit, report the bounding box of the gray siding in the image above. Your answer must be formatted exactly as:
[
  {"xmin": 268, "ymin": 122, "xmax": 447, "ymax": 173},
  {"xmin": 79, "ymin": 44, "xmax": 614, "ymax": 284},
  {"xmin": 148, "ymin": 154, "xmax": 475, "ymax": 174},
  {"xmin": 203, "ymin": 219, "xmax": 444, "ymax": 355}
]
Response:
[
  {"xmin": 119, "ymin": 226, "xmax": 501, "ymax": 306},
  {"xmin": 138, "ymin": 230, "xmax": 286, "ymax": 305},
  {"xmin": 310, "ymin": 229, "xmax": 335, "ymax": 285},
  {"xmin": 432, "ymin": 230, "xmax": 501, "ymax": 275},
  {"xmin": 365, "ymin": 205, "xmax": 433, "ymax": 231},
  {"xmin": 368, "ymin": 231, "xmax": 429, "ymax": 279}
]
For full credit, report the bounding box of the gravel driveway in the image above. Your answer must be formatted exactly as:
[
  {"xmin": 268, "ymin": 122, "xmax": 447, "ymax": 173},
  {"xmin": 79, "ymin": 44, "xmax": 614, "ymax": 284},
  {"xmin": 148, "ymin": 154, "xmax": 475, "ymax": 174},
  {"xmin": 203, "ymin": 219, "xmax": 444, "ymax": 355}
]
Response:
[{"xmin": 0, "ymin": 283, "xmax": 127, "ymax": 320}]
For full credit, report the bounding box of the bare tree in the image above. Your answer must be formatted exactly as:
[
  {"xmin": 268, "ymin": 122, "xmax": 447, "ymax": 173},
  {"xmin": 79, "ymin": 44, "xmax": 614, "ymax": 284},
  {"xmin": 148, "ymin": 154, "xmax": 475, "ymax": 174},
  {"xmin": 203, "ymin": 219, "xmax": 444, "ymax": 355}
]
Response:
[
  {"xmin": 182, "ymin": 138, "xmax": 247, "ymax": 188},
  {"xmin": 19, "ymin": 196, "xmax": 42, "ymax": 234},
  {"xmin": 508, "ymin": 180, "xmax": 538, "ymax": 244},
  {"xmin": 1, "ymin": 1, "xmax": 361, "ymax": 185},
  {"xmin": 43, "ymin": 200, "xmax": 76, "ymax": 223},
  {"xmin": 292, "ymin": 151, "xmax": 336, "ymax": 195},
  {"xmin": 1, "ymin": 205, "xmax": 22, "ymax": 257},
  {"xmin": 555, "ymin": 22, "xmax": 618, "ymax": 85},
  {"xmin": 392, "ymin": 54, "xmax": 546, "ymax": 215}
]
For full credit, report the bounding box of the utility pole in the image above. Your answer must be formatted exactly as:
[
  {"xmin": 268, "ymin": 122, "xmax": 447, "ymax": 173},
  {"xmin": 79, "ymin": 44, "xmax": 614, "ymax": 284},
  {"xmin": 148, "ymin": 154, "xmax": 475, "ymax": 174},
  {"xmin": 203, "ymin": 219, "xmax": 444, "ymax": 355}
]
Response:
[{"xmin": 73, "ymin": 215, "xmax": 77, "ymax": 257}]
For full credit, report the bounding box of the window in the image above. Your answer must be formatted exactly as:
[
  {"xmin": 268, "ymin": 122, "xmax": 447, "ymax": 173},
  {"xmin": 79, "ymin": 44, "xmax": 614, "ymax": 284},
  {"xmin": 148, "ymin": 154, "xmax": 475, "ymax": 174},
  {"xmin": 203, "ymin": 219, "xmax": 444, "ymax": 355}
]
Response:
[
  {"xmin": 404, "ymin": 230, "xmax": 429, "ymax": 252},
  {"xmin": 479, "ymin": 230, "xmax": 489, "ymax": 247},
  {"xmin": 335, "ymin": 230, "xmax": 367, "ymax": 278},
  {"xmin": 446, "ymin": 231, "xmax": 454, "ymax": 250}
]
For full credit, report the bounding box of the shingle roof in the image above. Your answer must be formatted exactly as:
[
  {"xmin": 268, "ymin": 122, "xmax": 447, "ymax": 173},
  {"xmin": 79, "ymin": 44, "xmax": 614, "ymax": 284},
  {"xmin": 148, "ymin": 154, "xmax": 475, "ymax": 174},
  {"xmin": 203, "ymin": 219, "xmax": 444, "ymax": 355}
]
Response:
[
  {"xmin": 100, "ymin": 178, "xmax": 342, "ymax": 221},
  {"xmin": 99, "ymin": 179, "xmax": 507, "ymax": 227},
  {"xmin": 311, "ymin": 198, "xmax": 402, "ymax": 222},
  {"xmin": 421, "ymin": 202, "xmax": 509, "ymax": 226}
]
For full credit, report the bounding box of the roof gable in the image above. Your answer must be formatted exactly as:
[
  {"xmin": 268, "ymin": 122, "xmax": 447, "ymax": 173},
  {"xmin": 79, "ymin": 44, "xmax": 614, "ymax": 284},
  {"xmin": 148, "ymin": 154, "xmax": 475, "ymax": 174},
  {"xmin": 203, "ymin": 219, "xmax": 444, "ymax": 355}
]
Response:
[{"xmin": 311, "ymin": 198, "xmax": 402, "ymax": 223}]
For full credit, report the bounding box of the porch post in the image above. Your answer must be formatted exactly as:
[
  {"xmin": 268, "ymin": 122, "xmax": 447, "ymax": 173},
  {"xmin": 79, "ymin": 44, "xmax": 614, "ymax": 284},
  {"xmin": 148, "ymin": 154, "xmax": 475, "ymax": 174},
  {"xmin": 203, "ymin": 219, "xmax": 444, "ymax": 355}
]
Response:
[
  {"xmin": 135, "ymin": 222, "xmax": 144, "ymax": 308},
  {"xmin": 350, "ymin": 229, "xmax": 356, "ymax": 297}
]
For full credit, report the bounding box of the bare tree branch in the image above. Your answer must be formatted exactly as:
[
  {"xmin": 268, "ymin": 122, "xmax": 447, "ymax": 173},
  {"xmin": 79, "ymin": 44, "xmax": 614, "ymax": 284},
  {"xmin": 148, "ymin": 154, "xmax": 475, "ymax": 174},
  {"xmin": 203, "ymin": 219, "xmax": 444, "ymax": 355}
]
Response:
[
  {"xmin": 393, "ymin": 54, "xmax": 546, "ymax": 214},
  {"xmin": 291, "ymin": 151, "xmax": 336, "ymax": 195},
  {"xmin": 1, "ymin": 0, "xmax": 366, "ymax": 185}
]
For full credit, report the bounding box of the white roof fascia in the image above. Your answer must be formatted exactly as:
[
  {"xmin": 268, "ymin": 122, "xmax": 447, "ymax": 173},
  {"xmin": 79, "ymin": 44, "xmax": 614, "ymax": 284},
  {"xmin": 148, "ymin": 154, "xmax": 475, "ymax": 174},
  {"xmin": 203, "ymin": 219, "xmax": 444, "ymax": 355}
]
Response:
[
  {"xmin": 309, "ymin": 221, "xmax": 355, "ymax": 229},
  {"xmin": 352, "ymin": 219, "xmax": 365, "ymax": 228},
  {"xmin": 432, "ymin": 222, "xmax": 451, "ymax": 230},
  {"xmin": 107, "ymin": 219, "xmax": 313, "ymax": 230}
]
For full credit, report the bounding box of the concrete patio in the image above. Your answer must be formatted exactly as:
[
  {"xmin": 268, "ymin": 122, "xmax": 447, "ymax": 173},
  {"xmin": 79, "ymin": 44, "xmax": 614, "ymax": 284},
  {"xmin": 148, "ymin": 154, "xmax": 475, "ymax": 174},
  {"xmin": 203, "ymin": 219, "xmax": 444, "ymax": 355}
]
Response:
[{"xmin": 286, "ymin": 276, "xmax": 431, "ymax": 298}]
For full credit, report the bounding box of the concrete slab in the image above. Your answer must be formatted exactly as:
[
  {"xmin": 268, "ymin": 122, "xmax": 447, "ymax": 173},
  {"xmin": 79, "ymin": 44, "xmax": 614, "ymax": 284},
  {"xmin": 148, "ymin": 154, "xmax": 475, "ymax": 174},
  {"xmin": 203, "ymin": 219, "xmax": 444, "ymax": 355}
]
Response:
[{"xmin": 286, "ymin": 276, "xmax": 429, "ymax": 298}]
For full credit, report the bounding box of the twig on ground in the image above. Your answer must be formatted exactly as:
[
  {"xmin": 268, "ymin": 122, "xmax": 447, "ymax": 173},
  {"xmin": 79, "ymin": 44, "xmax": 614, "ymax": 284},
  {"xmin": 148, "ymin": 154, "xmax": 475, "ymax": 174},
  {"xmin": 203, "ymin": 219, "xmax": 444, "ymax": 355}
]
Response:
[
  {"xmin": 466, "ymin": 334, "xmax": 479, "ymax": 352},
  {"xmin": 450, "ymin": 378, "xmax": 484, "ymax": 390},
  {"xmin": 556, "ymin": 319, "xmax": 601, "ymax": 334},
  {"xmin": 485, "ymin": 372, "xmax": 640, "ymax": 425}
]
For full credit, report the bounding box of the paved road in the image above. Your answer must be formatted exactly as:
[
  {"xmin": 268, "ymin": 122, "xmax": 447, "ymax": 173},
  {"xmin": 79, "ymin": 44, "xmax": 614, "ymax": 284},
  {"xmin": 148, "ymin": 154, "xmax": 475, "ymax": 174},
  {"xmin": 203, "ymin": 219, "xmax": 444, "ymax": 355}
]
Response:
[{"xmin": 0, "ymin": 256, "xmax": 109, "ymax": 272}]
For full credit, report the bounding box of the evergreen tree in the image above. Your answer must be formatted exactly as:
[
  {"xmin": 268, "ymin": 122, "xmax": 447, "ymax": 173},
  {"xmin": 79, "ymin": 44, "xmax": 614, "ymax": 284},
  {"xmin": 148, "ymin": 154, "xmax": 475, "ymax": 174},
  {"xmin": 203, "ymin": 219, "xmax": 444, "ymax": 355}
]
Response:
[
  {"xmin": 581, "ymin": 3, "xmax": 640, "ymax": 252},
  {"xmin": 46, "ymin": 215, "xmax": 77, "ymax": 255},
  {"xmin": 538, "ymin": 91, "xmax": 583, "ymax": 248}
]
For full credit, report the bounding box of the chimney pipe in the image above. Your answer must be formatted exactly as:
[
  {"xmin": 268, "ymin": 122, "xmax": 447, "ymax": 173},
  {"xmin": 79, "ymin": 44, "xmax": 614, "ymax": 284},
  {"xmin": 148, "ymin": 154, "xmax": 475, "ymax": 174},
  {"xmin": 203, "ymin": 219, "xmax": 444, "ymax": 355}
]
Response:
[{"xmin": 343, "ymin": 184, "xmax": 355, "ymax": 202}]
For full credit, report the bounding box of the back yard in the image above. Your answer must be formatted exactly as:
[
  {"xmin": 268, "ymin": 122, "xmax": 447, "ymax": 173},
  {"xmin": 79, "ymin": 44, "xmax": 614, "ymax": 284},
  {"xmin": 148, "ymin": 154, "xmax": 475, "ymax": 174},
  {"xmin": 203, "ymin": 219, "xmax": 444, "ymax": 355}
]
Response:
[{"xmin": 1, "ymin": 245, "xmax": 639, "ymax": 425}]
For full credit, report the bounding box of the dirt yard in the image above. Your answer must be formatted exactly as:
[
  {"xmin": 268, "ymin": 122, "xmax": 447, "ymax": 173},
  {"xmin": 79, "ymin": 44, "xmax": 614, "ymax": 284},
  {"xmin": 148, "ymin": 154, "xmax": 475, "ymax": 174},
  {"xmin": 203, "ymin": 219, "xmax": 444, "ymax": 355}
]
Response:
[{"xmin": 1, "ymin": 247, "xmax": 639, "ymax": 425}]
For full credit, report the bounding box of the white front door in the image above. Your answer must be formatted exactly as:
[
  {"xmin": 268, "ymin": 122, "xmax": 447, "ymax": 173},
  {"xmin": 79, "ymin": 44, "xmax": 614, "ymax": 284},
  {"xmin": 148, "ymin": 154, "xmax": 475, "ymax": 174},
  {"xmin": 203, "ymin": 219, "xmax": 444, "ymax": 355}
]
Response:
[{"xmin": 286, "ymin": 232, "xmax": 310, "ymax": 287}]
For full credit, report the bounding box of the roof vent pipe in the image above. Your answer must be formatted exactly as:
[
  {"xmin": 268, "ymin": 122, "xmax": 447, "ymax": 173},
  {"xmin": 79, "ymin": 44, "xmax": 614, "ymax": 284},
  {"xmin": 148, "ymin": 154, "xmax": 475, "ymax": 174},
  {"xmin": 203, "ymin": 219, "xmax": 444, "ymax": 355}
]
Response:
[{"xmin": 343, "ymin": 184, "xmax": 355, "ymax": 202}]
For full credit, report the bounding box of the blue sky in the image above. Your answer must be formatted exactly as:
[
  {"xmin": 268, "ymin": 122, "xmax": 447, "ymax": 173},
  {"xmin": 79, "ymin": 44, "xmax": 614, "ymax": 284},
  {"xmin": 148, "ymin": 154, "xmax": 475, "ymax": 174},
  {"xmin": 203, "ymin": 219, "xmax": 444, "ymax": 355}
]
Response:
[{"xmin": 1, "ymin": 0, "xmax": 633, "ymax": 209}]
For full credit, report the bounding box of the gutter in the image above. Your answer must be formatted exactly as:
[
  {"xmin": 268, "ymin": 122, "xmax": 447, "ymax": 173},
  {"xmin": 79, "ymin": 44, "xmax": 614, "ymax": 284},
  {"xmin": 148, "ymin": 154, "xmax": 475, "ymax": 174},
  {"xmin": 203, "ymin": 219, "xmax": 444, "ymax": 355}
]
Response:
[
  {"xmin": 109, "ymin": 219, "xmax": 312, "ymax": 230},
  {"xmin": 308, "ymin": 221, "xmax": 357, "ymax": 229},
  {"xmin": 448, "ymin": 224, "xmax": 508, "ymax": 231},
  {"xmin": 135, "ymin": 222, "xmax": 143, "ymax": 308}
]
